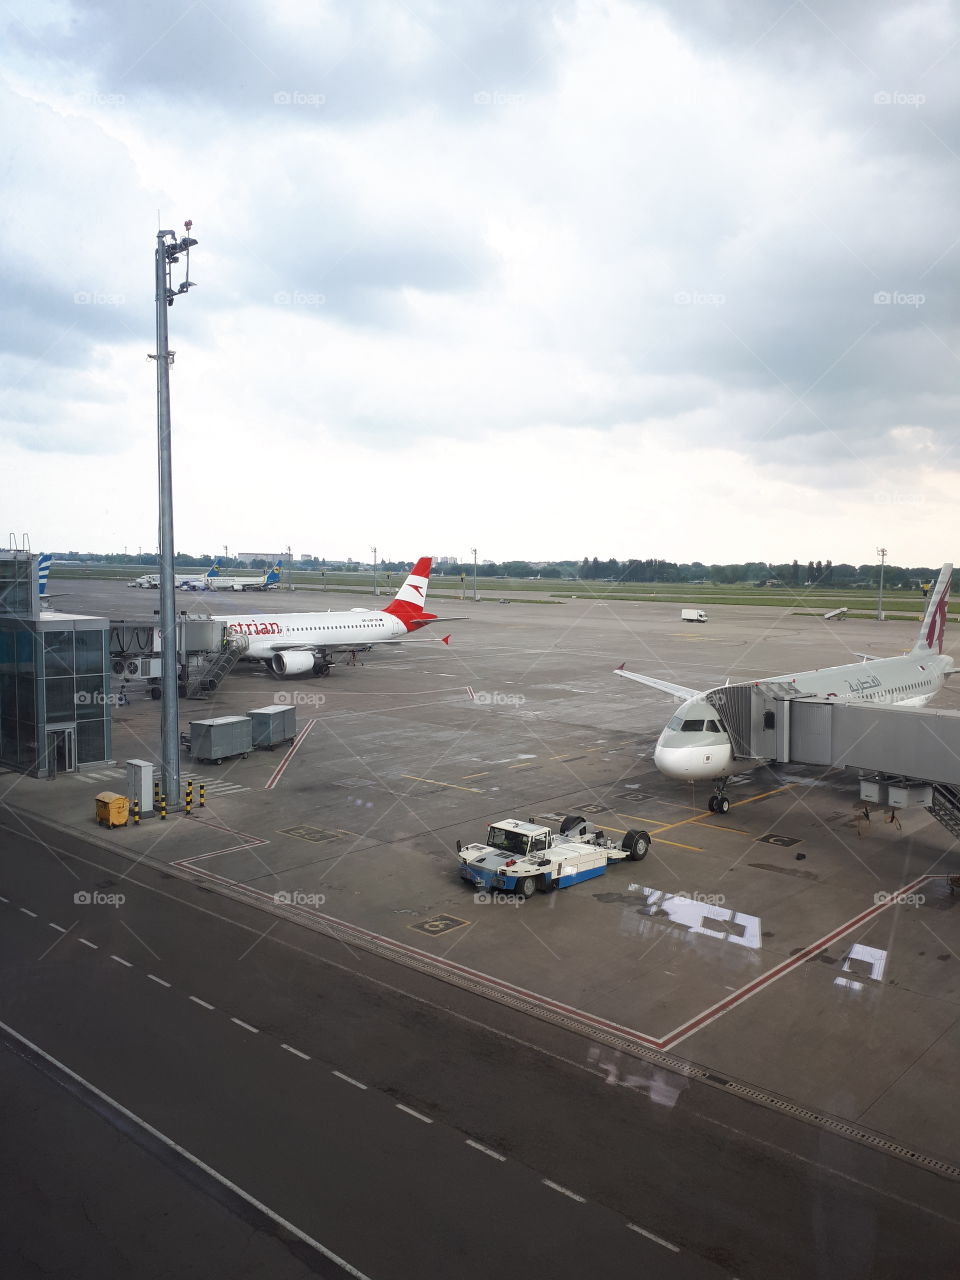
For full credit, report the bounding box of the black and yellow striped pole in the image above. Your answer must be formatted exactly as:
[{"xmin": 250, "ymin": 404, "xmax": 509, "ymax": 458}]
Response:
[
  {"xmin": 198, "ymin": 781, "xmax": 206, "ymax": 808},
  {"xmin": 132, "ymin": 799, "xmax": 140, "ymax": 826},
  {"xmin": 153, "ymin": 778, "xmax": 161, "ymax": 811},
  {"xmin": 159, "ymin": 793, "xmax": 167, "ymax": 820},
  {"xmin": 184, "ymin": 778, "xmax": 193, "ymax": 815}
]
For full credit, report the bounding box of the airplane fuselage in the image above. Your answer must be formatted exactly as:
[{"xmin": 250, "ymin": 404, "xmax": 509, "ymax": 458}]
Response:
[
  {"xmin": 654, "ymin": 651, "xmax": 954, "ymax": 781},
  {"xmin": 212, "ymin": 608, "xmax": 410, "ymax": 660}
]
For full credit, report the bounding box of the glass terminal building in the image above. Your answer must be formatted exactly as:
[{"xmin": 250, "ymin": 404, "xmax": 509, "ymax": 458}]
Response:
[{"xmin": 0, "ymin": 552, "xmax": 111, "ymax": 776}]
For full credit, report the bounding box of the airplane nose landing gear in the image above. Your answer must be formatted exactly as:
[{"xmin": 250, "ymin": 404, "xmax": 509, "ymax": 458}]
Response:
[{"xmin": 708, "ymin": 786, "xmax": 731, "ymax": 814}]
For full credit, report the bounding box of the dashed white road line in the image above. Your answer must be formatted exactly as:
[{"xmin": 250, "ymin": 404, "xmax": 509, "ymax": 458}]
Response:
[
  {"xmin": 230, "ymin": 1017, "xmax": 259, "ymax": 1034},
  {"xmin": 627, "ymin": 1224, "xmax": 680, "ymax": 1252},
  {"xmin": 48, "ymin": 923, "xmax": 66, "ymax": 932},
  {"xmin": 148, "ymin": 974, "xmax": 171, "ymax": 988},
  {"xmin": 543, "ymin": 1179, "xmax": 585, "ymax": 1203},
  {"xmin": 465, "ymin": 1140, "xmax": 505, "ymax": 1161},
  {"xmin": 0, "ymin": 1018, "xmax": 375, "ymax": 1280},
  {"xmin": 0, "ymin": 894, "xmax": 8, "ymax": 903},
  {"xmin": 19, "ymin": 908, "xmax": 37, "ymax": 918},
  {"xmin": 396, "ymin": 1104, "xmax": 433, "ymax": 1124},
  {"xmin": 281, "ymin": 1044, "xmax": 310, "ymax": 1060},
  {"xmin": 110, "ymin": 955, "xmax": 132, "ymax": 968},
  {"xmin": 189, "ymin": 996, "xmax": 215, "ymax": 1010},
  {"xmin": 332, "ymin": 1070, "xmax": 367, "ymax": 1090},
  {"xmin": 78, "ymin": 938, "xmax": 98, "ymax": 949}
]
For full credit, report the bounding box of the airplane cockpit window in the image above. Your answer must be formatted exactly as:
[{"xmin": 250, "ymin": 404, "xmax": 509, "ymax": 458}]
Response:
[
  {"xmin": 681, "ymin": 719, "xmax": 705, "ymax": 732},
  {"xmin": 667, "ymin": 712, "xmax": 685, "ymax": 730},
  {"xmin": 705, "ymin": 720, "xmax": 720, "ymax": 733}
]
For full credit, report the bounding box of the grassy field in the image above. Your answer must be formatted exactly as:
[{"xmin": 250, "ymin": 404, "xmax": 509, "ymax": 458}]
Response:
[{"xmin": 50, "ymin": 564, "xmax": 931, "ymax": 618}]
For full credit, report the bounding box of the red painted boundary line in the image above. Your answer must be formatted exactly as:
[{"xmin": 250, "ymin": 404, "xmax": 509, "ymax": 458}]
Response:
[
  {"xmin": 171, "ymin": 852, "xmax": 947, "ymax": 1050},
  {"xmin": 264, "ymin": 719, "xmax": 317, "ymax": 791}
]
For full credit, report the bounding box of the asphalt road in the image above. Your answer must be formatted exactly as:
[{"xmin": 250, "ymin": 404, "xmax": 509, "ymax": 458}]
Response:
[{"xmin": 1, "ymin": 811, "xmax": 959, "ymax": 1279}]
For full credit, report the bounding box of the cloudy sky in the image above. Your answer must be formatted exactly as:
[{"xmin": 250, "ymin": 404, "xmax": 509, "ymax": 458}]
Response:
[{"xmin": 2, "ymin": 0, "xmax": 959, "ymax": 564}]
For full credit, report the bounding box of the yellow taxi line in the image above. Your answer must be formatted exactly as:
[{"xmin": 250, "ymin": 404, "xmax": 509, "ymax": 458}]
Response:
[
  {"xmin": 690, "ymin": 821, "xmax": 752, "ymax": 835},
  {"xmin": 508, "ymin": 762, "xmax": 537, "ymax": 769},
  {"xmin": 462, "ymin": 772, "xmax": 490, "ymax": 779},
  {"xmin": 638, "ymin": 785, "xmax": 796, "ymax": 834},
  {"xmin": 401, "ymin": 775, "xmax": 483, "ymax": 794}
]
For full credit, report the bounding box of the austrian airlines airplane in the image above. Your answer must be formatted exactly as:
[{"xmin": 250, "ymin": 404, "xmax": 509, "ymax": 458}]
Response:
[
  {"xmin": 212, "ymin": 556, "xmax": 455, "ymax": 676},
  {"xmin": 616, "ymin": 562, "xmax": 956, "ymax": 812}
]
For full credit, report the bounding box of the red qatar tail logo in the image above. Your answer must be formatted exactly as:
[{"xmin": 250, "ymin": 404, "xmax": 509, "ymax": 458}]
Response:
[{"xmin": 926, "ymin": 584, "xmax": 949, "ymax": 653}]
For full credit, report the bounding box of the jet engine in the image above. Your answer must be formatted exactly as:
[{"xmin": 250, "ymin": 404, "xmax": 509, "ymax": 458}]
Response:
[{"xmin": 271, "ymin": 651, "xmax": 315, "ymax": 676}]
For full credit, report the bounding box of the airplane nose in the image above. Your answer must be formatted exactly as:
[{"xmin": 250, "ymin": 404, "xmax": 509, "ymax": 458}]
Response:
[{"xmin": 654, "ymin": 744, "xmax": 719, "ymax": 780}]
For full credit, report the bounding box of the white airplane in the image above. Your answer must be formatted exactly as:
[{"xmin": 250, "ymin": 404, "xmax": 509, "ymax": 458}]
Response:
[
  {"xmin": 212, "ymin": 556, "xmax": 458, "ymax": 676},
  {"xmin": 176, "ymin": 558, "xmax": 223, "ymax": 589},
  {"xmin": 615, "ymin": 562, "xmax": 956, "ymax": 812},
  {"xmin": 199, "ymin": 559, "xmax": 284, "ymax": 592}
]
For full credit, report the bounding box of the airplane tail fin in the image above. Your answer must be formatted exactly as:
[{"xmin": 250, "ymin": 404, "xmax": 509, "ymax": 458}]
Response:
[
  {"xmin": 382, "ymin": 557, "xmax": 433, "ymax": 631},
  {"xmin": 37, "ymin": 553, "xmax": 52, "ymax": 596},
  {"xmin": 263, "ymin": 559, "xmax": 283, "ymax": 585},
  {"xmin": 912, "ymin": 562, "xmax": 952, "ymax": 654},
  {"xmin": 206, "ymin": 559, "xmax": 222, "ymax": 578}
]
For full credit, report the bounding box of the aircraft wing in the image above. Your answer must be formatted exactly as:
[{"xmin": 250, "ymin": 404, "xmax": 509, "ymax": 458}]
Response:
[{"xmin": 613, "ymin": 665, "xmax": 703, "ymax": 700}]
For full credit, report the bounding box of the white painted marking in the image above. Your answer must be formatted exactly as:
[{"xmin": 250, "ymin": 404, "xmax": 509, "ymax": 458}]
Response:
[
  {"xmin": 396, "ymin": 1104, "xmax": 433, "ymax": 1124},
  {"xmin": 466, "ymin": 1140, "xmax": 506, "ymax": 1161},
  {"xmin": 19, "ymin": 908, "xmax": 37, "ymax": 918},
  {"xmin": 332, "ymin": 1070, "xmax": 367, "ymax": 1090},
  {"xmin": 189, "ymin": 996, "xmax": 215, "ymax": 1010},
  {"xmin": 281, "ymin": 1044, "xmax": 310, "ymax": 1061},
  {"xmin": 231, "ymin": 1017, "xmax": 259, "ymax": 1033},
  {"xmin": 78, "ymin": 938, "xmax": 98, "ymax": 949},
  {"xmin": 111, "ymin": 955, "xmax": 132, "ymax": 967},
  {"xmin": 48, "ymin": 923, "xmax": 66, "ymax": 933},
  {"xmin": 0, "ymin": 894, "xmax": 8, "ymax": 903},
  {"xmin": 627, "ymin": 1224, "xmax": 680, "ymax": 1252},
  {"xmin": 148, "ymin": 974, "xmax": 171, "ymax": 988},
  {"xmin": 0, "ymin": 1018, "xmax": 375, "ymax": 1280},
  {"xmin": 543, "ymin": 1179, "xmax": 585, "ymax": 1202}
]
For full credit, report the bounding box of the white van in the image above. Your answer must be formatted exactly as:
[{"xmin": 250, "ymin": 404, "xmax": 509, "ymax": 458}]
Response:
[{"xmin": 681, "ymin": 608, "xmax": 708, "ymax": 623}]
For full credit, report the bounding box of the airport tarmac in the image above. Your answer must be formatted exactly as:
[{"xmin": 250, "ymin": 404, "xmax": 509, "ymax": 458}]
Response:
[{"xmin": 6, "ymin": 580, "xmax": 960, "ymax": 1171}]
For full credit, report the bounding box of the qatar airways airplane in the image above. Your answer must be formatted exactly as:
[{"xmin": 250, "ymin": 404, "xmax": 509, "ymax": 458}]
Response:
[
  {"xmin": 615, "ymin": 562, "xmax": 956, "ymax": 812},
  {"xmin": 211, "ymin": 557, "xmax": 458, "ymax": 676}
]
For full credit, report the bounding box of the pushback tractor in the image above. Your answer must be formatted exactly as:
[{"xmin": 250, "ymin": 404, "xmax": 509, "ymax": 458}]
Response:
[{"xmin": 456, "ymin": 816, "xmax": 652, "ymax": 898}]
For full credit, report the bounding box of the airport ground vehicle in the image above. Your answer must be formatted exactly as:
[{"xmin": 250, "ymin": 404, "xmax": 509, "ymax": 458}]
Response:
[
  {"xmin": 681, "ymin": 608, "xmax": 708, "ymax": 623},
  {"xmin": 456, "ymin": 816, "xmax": 651, "ymax": 898}
]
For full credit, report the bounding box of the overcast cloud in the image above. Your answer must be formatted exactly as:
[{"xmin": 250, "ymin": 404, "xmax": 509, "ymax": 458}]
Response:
[{"xmin": 1, "ymin": 0, "xmax": 959, "ymax": 563}]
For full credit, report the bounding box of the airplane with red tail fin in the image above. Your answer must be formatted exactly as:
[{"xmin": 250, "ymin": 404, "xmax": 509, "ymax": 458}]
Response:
[{"xmin": 211, "ymin": 557, "xmax": 463, "ymax": 676}]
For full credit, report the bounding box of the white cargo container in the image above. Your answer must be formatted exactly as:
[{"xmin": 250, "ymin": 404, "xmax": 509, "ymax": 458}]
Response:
[{"xmin": 248, "ymin": 705, "xmax": 297, "ymax": 750}]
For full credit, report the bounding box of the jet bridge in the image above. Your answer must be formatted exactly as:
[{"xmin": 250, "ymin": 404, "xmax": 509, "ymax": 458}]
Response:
[{"xmin": 704, "ymin": 683, "xmax": 960, "ymax": 839}]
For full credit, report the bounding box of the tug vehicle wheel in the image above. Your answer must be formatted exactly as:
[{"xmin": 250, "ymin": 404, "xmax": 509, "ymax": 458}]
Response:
[{"xmin": 518, "ymin": 876, "xmax": 538, "ymax": 898}]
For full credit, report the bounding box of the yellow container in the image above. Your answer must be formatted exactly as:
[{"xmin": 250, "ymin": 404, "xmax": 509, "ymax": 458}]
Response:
[{"xmin": 95, "ymin": 791, "xmax": 129, "ymax": 828}]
